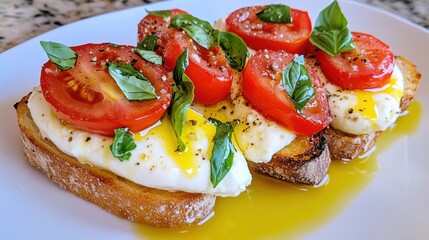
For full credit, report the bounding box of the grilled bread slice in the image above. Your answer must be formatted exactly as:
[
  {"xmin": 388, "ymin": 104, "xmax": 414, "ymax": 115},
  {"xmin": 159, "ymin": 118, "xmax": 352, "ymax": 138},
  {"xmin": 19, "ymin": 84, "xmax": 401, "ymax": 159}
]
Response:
[
  {"xmin": 322, "ymin": 56, "xmax": 421, "ymax": 160},
  {"xmin": 250, "ymin": 132, "xmax": 330, "ymax": 185},
  {"xmin": 15, "ymin": 94, "xmax": 216, "ymax": 227}
]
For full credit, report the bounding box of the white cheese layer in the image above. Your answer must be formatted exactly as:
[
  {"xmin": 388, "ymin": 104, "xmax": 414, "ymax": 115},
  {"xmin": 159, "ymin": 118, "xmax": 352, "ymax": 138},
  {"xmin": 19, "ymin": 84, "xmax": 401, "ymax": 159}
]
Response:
[
  {"xmin": 28, "ymin": 88, "xmax": 251, "ymax": 197},
  {"xmin": 326, "ymin": 65, "xmax": 404, "ymax": 135}
]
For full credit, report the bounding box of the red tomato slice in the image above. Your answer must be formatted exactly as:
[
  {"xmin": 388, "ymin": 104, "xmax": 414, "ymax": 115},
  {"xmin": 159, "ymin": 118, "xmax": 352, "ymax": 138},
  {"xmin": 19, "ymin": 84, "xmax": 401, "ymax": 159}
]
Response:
[
  {"xmin": 162, "ymin": 30, "xmax": 233, "ymax": 105},
  {"xmin": 316, "ymin": 32, "xmax": 395, "ymax": 90},
  {"xmin": 137, "ymin": 9, "xmax": 187, "ymax": 42},
  {"xmin": 138, "ymin": 10, "xmax": 233, "ymax": 105},
  {"xmin": 40, "ymin": 43, "xmax": 172, "ymax": 136},
  {"xmin": 242, "ymin": 50, "xmax": 332, "ymax": 136},
  {"xmin": 225, "ymin": 6, "xmax": 312, "ymax": 54}
]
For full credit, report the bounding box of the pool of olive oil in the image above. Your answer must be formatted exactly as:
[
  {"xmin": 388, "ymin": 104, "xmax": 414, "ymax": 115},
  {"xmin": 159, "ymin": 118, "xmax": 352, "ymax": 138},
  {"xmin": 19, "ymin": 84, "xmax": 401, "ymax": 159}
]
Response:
[{"xmin": 135, "ymin": 101, "xmax": 422, "ymax": 239}]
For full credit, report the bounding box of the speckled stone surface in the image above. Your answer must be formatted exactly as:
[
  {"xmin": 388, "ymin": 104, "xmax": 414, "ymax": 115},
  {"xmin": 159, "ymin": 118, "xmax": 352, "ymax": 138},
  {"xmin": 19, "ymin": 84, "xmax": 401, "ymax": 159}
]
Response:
[{"xmin": 0, "ymin": 0, "xmax": 428, "ymax": 53}]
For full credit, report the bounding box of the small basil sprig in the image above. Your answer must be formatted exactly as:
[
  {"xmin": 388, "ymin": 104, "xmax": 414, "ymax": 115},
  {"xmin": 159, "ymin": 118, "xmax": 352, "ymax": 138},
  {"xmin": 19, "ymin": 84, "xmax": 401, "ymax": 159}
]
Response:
[
  {"xmin": 256, "ymin": 4, "xmax": 292, "ymax": 24},
  {"xmin": 40, "ymin": 41, "xmax": 77, "ymax": 70},
  {"xmin": 310, "ymin": 0, "xmax": 355, "ymax": 56},
  {"xmin": 170, "ymin": 14, "xmax": 249, "ymax": 71},
  {"xmin": 107, "ymin": 62, "xmax": 157, "ymax": 101},
  {"xmin": 135, "ymin": 50, "xmax": 163, "ymax": 65},
  {"xmin": 137, "ymin": 35, "xmax": 158, "ymax": 51},
  {"xmin": 170, "ymin": 49, "xmax": 195, "ymax": 152},
  {"xmin": 110, "ymin": 128, "xmax": 137, "ymax": 161},
  {"xmin": 135, "ymin": 35, "xmax": 163, "ymax": 65},
  {"xmin": 283, "ymin": 55, "xmax": 315, "ymax": 112},
  {"xmin": 146, "ymin": 9, "xmax": 172, "ymax": 18},
  {"xmin": 170, "ymin": 14, "xmax": 219, "ymax": 49},
  {"xmin": 218, "ymin": 32, "xmax": 250, "ymax": 72},
  {"xmin": 209, "ymin": 118, "xmax": 237, "ymax": 188}
]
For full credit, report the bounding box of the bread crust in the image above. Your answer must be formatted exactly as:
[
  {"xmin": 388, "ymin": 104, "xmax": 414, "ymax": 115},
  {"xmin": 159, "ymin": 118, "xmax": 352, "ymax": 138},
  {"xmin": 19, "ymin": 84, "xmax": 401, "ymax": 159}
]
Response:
[
  {"xmin": 251, "ymin": 132, "xmax": 330, "ymax": 185},
  {"xmin": 16, "ymin": 94, "xmax": 215, "ymax": 227},
  {"xmin": 323, "ymin": 56, "xmax": 421, "ymax": 160}
]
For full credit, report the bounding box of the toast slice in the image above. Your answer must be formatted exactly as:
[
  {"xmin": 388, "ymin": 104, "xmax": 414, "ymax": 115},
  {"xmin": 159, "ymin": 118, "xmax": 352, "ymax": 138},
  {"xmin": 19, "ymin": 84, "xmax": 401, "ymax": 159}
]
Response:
[
  {"xmin": 15, "ymin": 94, "xmax": 215, "ymax": 227},
  {"xmin": 323, "ymin": 56, "xmax": 421, "ymax": 160},
  {"xmin": 250, "ymin": 132, "xmax": 330, "ymax": 185}
]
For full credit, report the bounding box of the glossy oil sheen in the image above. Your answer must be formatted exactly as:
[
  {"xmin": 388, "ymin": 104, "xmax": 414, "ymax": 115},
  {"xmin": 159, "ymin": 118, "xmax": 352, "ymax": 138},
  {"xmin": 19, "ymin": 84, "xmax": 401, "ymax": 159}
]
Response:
[{"xmin": 135, "ymin": 101, "xmax": 422, "ymax": 239}]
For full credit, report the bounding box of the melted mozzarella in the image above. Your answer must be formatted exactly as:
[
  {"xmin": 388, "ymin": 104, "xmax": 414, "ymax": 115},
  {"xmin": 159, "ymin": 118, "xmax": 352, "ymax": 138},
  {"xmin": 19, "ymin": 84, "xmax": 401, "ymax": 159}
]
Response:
[
  {"xmin": 326, "ymin": 65, "xmax": 404, "ymax": 135},
  {"xmin": 28, "ymin": 88, "xmax": 251, "ymax": 197}
]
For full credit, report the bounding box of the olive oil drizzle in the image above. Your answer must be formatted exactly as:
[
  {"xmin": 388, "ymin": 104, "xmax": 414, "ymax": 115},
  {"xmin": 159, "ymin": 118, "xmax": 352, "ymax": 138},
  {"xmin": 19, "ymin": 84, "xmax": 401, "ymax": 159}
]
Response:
[{"xmin": 135, "ymin": 101, "xmax": 422, "ymax": 239}]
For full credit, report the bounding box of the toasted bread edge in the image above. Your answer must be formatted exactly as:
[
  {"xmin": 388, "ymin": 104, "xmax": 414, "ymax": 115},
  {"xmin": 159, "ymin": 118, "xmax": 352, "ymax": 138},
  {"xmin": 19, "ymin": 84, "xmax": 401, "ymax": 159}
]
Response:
[{"xmin": 16, "ymin": 94, "xmax": 216, "ymax": 227}]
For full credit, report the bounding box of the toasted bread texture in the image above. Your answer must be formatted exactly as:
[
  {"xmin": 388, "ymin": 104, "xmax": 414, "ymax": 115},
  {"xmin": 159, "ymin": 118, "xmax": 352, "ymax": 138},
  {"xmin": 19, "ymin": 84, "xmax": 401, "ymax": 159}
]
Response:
[
  {"xmin": 323, "ymin": 56, "xmax": 421, "ymax": 160},
  {"xmin": 250, "ymin": 132, "xmax": 330, "ymax": 185},
  {"xmin": 16, "ymin": 94, "xmax": 215, "ymax": 227}
]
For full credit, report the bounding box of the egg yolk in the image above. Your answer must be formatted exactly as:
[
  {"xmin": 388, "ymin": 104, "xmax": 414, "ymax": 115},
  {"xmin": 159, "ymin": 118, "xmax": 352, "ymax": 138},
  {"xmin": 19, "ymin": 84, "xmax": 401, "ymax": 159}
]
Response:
[
  {"xmin": 136, "ymin": 109, "xmax": 216, "ymax": 178},
  {"xmin": 352, "ymin": 77, "xmax": 403, "ymax": 126}
]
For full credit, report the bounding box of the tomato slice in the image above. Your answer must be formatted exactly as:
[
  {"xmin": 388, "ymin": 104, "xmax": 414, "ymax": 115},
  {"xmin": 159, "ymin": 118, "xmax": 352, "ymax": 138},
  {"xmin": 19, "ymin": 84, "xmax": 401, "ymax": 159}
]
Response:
[
  {"xmin": 137, "ymin": 9, "xmax": 187, "ymax": 42},
  {"xmin": 242, "ymin": 50, "xmax": 332, "ymax": 136},
  {"xmin": 315, "ymin": 32, "xmax": 395, "ymax": 90},
  {"xmin": 225, "ymin": 6, "xmax": 312, "ymax": 54},
  {"xmin": 162, "ymin": 30, "xmax": 233, "ymax": 105},
  {"xmin": 138, "ymin": 10, "xmax": 233, "ymax": 105},
  {"xmin": 40, "ymin": 43, "xmax": 172, "ymax": 136}
]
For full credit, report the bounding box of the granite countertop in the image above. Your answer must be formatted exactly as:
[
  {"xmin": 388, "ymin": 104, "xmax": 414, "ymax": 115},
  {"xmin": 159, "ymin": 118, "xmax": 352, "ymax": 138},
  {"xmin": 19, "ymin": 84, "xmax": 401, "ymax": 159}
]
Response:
[{"xmin": 0, "ymin": 0, "xmax": 428, "ymax": 53}]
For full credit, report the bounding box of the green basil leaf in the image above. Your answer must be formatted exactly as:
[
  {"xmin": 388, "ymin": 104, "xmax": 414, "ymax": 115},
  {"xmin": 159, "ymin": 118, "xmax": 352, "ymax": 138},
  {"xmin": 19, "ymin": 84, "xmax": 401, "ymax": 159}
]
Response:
[
  {"xmin": 170, "ymin": 74, "xmax": 195, "ymax": 152},
  {"xmin": 40, "ymin": 41, "xmax": 77, "ymax": 70},
  {"xmin": 256, "ymin": 4, "xmax": 292, "ymax": 24},
  {"xmin": 110, "ymin": 127, "xmax": 137, "ymax": 161},
  {"xmin": 209, "ymin": 118, "xmax": 237, "ymax": 188},
  {"xmin": 282, "ymin": 55, "xmax": 316, "ymax": 112},
  {"xmin": 137, "ymin": 35, "xmax": 158, "ymax": 51},
  {"xmin": 145, "ymin": 9, "xmax": 171, "ymax": 18},
  {"xmin": 170, "ymin": 49, "xmax": 194, "ymax": 152},
  {"xmin": 170, "ymin": 14, "xmax": 219, "ymax": 49},
  {"xmin": 135, "ymin": 49, "xmax": 163, "ymax": 65},
  {"xmin": 173, "ymin": 48, "xmax": 189, "ymax": 85},
  {"xmin": 311, "ymin": 29, "xmax": 354, "ymax": 56},
  {"xmin": 310, "ymin": 0, "xmax": 354, "ymax": 56},
  {"xmin": 108, "ymin": 62, "xmax": 157, "ymax": 101},
  {"xmin": 219, "ymin": 32, "xmax": 249, "ymax": 72}
]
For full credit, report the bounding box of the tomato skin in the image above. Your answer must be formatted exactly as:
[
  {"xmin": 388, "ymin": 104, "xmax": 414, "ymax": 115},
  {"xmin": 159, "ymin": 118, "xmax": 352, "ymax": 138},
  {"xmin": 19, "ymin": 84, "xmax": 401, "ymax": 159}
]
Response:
[
  {"xmin": 242, "ymin": 50, "xmax": 332, "ymax": 136},
  {"xmin": 137, "ymin": 9, "xmax": 187, "ymax": 42},
  {"xmin": 138, "ymin": 10, "xmax": 233, "ymax": 105},
  {"xmin": 162, "ymin": 30, "xmax": 233, "ymax": 105},
  {"xmin": 40, "ymin": 43, "xmax": 172, "ymax": 136},
  {"xmin": 315, "ymin": 32, "xmax": 395, "ymax": 90},
  {"xmin": 226, "ymin": 6, "xmax": 312, "ymax": 54}
]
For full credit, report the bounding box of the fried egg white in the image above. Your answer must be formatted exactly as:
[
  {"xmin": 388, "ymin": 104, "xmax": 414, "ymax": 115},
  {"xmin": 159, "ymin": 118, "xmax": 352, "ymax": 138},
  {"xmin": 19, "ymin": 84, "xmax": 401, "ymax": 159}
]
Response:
[
  {"xmin": 28, "ymin": 87, "xmax": 251, "ymax": 197},
  {"xmin": 324, "ymin": 65, "xmax": 404, "ymax": 135}
]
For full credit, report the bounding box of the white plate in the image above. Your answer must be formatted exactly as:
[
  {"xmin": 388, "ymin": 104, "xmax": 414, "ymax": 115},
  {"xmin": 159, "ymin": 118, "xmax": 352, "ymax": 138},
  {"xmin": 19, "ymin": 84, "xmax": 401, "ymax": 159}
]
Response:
[{"xmin": 1, "ymin": 0, "xmax": 428, "ymax": 239}]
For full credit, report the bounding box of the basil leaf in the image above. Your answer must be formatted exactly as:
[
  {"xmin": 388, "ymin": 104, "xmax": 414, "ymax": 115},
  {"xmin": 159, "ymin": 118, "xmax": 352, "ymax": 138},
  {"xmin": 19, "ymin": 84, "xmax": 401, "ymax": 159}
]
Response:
[
  {"xmin": 108, "ymin": 62, "xmax": 157, "ymax": 101},
  {"xmin": 146, "ymin": 9, "xmax": 171, "ymax": 18},
  {"xmin": 256, "ymin": 4, "xmax": 292, "ymax": 24},
  {"xmin": 209, "ymin": 118, "xmax": 237, "ymax": 188},
  {"xmin": 110, "ymin": 128, "xmax": 137, "ymax": 161},
  {"xmin": 170, "ymin": 49, "xmax": 194, "ymax": 152},
  {"xmin": 137, "ymin": 35, "xmax": 158, "ymax": 51},
  {"xmin": 282, "ymin": 55, "xmax": 316, "ymax": 112},
  {"xmin": 40, "ymin": 41, "xmax": 77, "ymax": 70},
  {"xmin": 173, "ymin": 48, "xmax": 189, "ymax": 85},
  {"xmin": 171, "ymin": 74, "xmax": 195, "ymax": 152},
  {"xmin": 170, "ymin": 14, "xmax": 219, "ymax": 49},
  {"xmin": 219, "ymin": 32, "xmax": 249, "ymax": 72},
  {"xmin": 135, "ymin": 49, "xmax": 163, "ymax": 65},
  {"xmin": 310, "ymin": 0, "xmax": 355, "ymax": 56}
]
